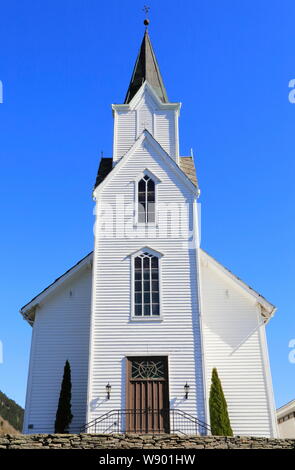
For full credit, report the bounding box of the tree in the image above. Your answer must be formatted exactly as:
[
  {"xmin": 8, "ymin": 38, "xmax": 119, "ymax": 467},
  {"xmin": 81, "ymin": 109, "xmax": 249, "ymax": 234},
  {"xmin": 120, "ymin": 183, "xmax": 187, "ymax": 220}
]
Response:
[
  {"xmin": 209, "ymin": 368, "xmax": 233, "ymax": 436},
  {"xmin": 54, "ymin": 360, "xmax": 73, "ymax": 433}
]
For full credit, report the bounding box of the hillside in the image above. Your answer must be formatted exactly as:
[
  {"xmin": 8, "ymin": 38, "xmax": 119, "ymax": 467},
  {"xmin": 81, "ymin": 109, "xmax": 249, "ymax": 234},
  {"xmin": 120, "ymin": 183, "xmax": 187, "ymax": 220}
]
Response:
[
  {"xmin": 0, "ymin": 415, "xmax": 20, "ymax": 435},
  {"xmin": 0, "ymin": 391, "xmax": 24, "ymax": 433}
]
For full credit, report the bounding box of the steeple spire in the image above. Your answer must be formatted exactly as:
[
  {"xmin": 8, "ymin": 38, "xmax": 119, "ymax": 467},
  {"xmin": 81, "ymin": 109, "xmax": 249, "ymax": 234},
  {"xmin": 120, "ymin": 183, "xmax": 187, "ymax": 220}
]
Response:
[{"xmin": 124, "ymin": 27, "xmax": 169, "ymax": 104}]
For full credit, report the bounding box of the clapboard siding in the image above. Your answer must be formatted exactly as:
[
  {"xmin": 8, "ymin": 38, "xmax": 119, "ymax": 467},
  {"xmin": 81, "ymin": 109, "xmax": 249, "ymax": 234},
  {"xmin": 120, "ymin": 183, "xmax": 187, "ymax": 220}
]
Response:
[
  {"xmin": 23, "ymin": 267, "xmax": 92, "ymax": 434},
  {"xmin": 98, "ymin": 140, "xmax": 191, "ymax": 239},
  {"xmin": 88, "ymin": 139, "xmax": 205, "ymax": 431},
  {"xmin": 200, "ymin": 253, "xmax": 277, "ymax": 437},
  {"xmin": 113, "ymin": 88, "xmax": 178, "ymax": 163},
  {"xmin": 155, "ymin": 111, "xmax": 176, "ymax": 158},
  {"xmin": 137, "ymin": 98, "xmax": 154, "ymax": 135},
  {"xmin": 114, "ymin": 110, "xmax": 136, "ymax": 160}
]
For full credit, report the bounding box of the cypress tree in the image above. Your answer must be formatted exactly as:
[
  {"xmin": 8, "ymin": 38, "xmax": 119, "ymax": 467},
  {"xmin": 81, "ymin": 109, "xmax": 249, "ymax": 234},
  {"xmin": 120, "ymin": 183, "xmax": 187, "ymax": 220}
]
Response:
[
  {"xmin": 54, "ymin": 360, "xmax": 73, "ymax": 433},
  {"xmin": 209, "ymin": 368, "xmax": 233, "ymax": 436}
]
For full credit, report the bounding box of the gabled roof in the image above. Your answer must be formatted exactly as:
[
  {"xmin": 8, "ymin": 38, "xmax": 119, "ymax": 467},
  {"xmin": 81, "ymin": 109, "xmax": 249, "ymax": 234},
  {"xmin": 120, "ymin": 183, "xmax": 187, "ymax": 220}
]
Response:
[
  {"xmin": 20, "ymin": 248, "xmax": 276, "ymax": 325},
  {"xmin": 20, "ymin": 252, "xmax": 93, "ymax": 325},
  {"xmin": 93, "ymin": 129, "xmax": 198, "ymax": 198},
  {"xmin": 124, "ymin": 30, "xmax": 168, "ymax": 104},
  {"xmin": 94, "ymin": 157, "xmax": 113, "ymax": 189},
  {"xmin": 179, "ymin": 157, "xmax": 198, "ymax": 187},
  {"xmin": 277, "ymin": 399, "xmax": 295, "ymax": 418},
  {"xmin": 200, "ymin": 249, "xmax": 276, "ymax": 321}
]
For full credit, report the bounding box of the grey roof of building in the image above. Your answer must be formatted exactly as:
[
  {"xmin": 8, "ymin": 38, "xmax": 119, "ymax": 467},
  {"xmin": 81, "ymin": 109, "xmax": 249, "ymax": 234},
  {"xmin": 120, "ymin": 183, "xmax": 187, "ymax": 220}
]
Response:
[
  {"xmin": 94, "ymin": 157, "xmax": 113, "ymax": 189},
  {"xmin": 179, "ymin": 157, "xmax": 198, "ymax": 187},
  {"xmin": 124, "ymin": 30, "xmax": 168, "ymax": 104}
]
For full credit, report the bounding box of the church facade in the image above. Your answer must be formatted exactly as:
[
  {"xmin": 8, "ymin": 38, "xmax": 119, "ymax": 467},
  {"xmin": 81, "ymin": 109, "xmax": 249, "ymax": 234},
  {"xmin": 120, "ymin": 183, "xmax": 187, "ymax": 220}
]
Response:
[{"xmin": 20, "ymin": 29, "xmax": 278, "ymax": 437}]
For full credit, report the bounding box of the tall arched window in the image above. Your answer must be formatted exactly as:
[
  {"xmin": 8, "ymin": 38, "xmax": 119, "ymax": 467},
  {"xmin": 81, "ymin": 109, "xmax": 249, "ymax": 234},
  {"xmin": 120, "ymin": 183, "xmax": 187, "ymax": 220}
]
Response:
[
  {"xmin": 134, "ymin": 251, "xmax": 160, "ymax": 317},
  {"xmin": 138, "ymin": 175, "xmax": 155, "ymax": 223}
]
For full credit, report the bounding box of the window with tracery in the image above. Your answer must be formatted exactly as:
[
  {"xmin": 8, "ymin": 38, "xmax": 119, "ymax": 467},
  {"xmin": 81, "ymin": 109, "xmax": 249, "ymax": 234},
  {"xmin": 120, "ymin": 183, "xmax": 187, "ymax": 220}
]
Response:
[
  {"xmin": 131, "ymin": 359, "xmax": 165, "ymax": 379},
  {"xmin": 134, "ymin": 251, "xmax": 160, "ymax": 317},
  {"xmin": 138, "ymin": 175, "xmax": 155, "ymax": 223}
]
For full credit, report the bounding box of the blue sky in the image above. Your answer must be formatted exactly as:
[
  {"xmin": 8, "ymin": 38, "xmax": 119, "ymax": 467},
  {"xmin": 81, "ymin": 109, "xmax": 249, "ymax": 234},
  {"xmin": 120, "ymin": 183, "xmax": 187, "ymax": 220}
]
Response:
[{"xmin": 0, "ymin": 0, "xmax": 294, "ymax": 409}]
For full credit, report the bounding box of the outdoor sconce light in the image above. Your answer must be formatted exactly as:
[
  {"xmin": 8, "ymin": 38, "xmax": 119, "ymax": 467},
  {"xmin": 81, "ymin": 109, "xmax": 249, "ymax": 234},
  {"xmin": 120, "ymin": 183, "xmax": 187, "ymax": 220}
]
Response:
[
  {"xmin": 184, "ymin": 382, "xmax": 190, "ymax": 399},
  {"xmin": 106, "ymin": 383, "xmax": 112, "ymax": 400}
]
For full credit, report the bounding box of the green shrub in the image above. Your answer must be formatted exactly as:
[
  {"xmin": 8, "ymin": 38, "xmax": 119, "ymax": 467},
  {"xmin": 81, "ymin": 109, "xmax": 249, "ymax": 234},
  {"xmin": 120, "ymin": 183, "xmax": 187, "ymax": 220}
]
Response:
[
  {"xmin": 209, "ymin": 368, "xmax": 233, "ymax": 436},
  {"xmin": 54, "ymin": 360, "xmax": 73, "ymax": 433}
]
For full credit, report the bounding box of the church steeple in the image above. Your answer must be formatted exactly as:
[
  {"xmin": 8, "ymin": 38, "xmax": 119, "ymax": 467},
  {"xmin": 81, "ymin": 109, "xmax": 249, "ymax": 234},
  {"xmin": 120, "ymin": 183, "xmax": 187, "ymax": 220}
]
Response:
[{"xmin": 124, "ymin": 29, "xmax": 169, "ymax": 104}]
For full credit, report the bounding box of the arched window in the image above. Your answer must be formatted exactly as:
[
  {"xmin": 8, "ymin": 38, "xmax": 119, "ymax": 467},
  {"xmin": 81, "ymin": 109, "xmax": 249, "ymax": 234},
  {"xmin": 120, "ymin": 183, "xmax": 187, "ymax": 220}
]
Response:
[
  {"xmin": 138, "ymin": 175, "xmax": 155, "ymax": 223},
  {"xmin": 134, "ymin": 251, "xmax": 160, "ymax": 317}
]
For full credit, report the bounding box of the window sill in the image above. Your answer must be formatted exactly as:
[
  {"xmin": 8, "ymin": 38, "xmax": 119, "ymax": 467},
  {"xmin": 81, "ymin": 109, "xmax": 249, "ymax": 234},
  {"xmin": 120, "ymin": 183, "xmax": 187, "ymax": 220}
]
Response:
[
  {"xmin": 134, "ymin": 222, "xmax": 158, "ymax": 228},
  {"xmin": 129, "ymin": 316, "xmax": 163, "ymax": 322}
]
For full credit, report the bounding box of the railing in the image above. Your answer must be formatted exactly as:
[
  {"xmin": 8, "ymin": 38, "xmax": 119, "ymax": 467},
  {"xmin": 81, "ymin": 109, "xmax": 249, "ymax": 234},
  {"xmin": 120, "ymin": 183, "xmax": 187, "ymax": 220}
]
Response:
[{"xmin": 81, "ymin": 409, "xmax": 211, "ymax": 436}]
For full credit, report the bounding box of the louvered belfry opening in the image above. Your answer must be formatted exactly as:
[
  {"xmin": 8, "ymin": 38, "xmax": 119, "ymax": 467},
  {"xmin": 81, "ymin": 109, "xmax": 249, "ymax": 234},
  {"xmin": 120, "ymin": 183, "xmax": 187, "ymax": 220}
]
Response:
[{"xmin": 126, "ymin": 356, "xmax": 170, "ymax": 433}]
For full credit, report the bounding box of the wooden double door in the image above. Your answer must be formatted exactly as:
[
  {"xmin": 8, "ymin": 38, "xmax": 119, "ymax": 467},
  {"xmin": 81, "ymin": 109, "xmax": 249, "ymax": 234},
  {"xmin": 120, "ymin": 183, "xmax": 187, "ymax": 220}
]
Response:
[{"xmin": 126, "ymin": 356, "xmax": 170, "ymax": 433}]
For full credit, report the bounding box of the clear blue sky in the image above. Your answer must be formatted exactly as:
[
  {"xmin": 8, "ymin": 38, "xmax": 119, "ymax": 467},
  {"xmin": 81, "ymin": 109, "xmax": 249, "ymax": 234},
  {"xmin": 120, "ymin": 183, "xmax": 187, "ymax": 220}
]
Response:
[{"xmin": 0, "ymin": 0, "xmax": 294, "ymax": 409}]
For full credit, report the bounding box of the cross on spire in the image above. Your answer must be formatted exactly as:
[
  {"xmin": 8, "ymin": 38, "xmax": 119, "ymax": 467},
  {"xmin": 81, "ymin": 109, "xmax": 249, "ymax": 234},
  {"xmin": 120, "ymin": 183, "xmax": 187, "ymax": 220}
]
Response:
[
  {"xmin": 143, "ymin": 5, "xmax": 150, "ymax": 28},
  {"xmin": 143, "ymin": 5, "xmax": 150, "ymax": 16}
]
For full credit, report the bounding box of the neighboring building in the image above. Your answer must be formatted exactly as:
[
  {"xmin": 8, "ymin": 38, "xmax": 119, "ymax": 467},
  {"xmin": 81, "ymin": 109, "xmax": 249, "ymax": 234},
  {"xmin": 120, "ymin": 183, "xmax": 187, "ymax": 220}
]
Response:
[
  {"xmin": 277, "ymin": 400, "xmax": 295, "ymax": 438},
  {"xmin": 20, "ymin": 25, "xmax": 278, "ymax": 437}
]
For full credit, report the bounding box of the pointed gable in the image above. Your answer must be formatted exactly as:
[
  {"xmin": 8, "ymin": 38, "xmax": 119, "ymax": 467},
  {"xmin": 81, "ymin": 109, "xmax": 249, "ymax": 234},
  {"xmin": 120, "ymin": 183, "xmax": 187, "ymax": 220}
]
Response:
[{"xmin": 94, "ymin": 130, "xmax": 197, "ymax": 197}]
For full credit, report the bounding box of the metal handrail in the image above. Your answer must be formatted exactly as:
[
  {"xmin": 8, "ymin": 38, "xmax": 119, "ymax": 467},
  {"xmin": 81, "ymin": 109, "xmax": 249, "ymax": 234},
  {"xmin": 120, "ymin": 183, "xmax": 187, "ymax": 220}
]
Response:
[{"xmin": 81, "ymin": 408, "xmax": 211, "ymax": 436}]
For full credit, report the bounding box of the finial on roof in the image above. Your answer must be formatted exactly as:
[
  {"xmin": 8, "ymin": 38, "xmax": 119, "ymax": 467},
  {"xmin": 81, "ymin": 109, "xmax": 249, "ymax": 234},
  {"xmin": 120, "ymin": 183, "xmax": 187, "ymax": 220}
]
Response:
[
  {"xmin": 143, "ymin": 5, "xmax": 150, "ymax": 28},
  {"xmin": 124, "ymin": 8, "xmax": 168, "ymax": 104}
]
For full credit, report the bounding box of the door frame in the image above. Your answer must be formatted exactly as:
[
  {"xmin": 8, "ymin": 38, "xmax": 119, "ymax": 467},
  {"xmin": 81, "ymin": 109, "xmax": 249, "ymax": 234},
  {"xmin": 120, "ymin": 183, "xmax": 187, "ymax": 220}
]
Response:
[{"xmin": 125, "ymin": 355, "xmax": 170, "ymax": 433}]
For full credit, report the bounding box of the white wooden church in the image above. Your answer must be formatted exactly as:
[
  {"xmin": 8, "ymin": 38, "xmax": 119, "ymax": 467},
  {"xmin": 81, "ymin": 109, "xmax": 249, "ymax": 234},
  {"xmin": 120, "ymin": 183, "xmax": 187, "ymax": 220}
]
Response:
[{"xmin": 20, "ymin": 26, "xmax": 278, "ymax": 437}]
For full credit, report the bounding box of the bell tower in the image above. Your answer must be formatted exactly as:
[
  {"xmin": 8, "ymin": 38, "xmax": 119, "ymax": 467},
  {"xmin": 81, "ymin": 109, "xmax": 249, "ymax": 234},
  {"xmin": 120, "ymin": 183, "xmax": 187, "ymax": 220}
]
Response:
[{"xmin": 112, "ymin": 28, "xmax": 181, "ymax": 164}]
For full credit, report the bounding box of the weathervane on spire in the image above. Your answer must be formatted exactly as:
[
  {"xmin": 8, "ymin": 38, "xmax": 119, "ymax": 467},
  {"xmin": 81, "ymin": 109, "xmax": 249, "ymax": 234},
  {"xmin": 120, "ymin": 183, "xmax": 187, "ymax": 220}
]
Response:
[{"xmin": 143, "ymin": 5, "xmax": 150, "ymax": 28}]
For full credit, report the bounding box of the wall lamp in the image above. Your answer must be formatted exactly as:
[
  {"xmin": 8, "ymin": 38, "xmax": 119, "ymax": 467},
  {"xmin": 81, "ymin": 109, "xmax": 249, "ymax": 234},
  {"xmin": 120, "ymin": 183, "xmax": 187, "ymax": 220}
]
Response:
[
  {"xmin": 184, "ymin": 382, "xmax": 190, "ymax": 399},
  {"xmin": 106, "ymin": 383, "xmax": 112, "ymax": 400}
]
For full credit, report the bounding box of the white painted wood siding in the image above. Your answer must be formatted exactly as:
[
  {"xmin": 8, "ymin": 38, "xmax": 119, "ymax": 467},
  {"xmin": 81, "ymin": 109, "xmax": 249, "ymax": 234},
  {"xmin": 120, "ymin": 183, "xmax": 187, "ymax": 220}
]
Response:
[
  {"xmin": 23, "ymin": 267, "xmax": 92, "ymax": 434},
  {"xmin": 113, "ymin": 88, "xmax": 179, "ymax": 163},
  {"xmin": 137, "ymin": 98, "xmax": 154, "ymax": 136},
  {"xmin": 200, "ymin": 253, "xmax": 277, "ymax": 437},
  {"xmin": 114, "ymin": 110, "xmax": 136, "ymax": 160},
  {"xmin": 88, "ymin": 140, "xmax": 205, "ymax": 432},
  {"xmin": 155, "ymin": 111, "xmax": 176, "ymax": 159}
]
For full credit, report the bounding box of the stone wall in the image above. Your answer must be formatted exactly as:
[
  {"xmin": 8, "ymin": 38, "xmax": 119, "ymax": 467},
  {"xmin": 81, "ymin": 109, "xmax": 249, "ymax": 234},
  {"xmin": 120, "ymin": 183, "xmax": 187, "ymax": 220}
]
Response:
[{"xmin": 0, "ymin": 434, "xmax": 294, "ymax": 449}]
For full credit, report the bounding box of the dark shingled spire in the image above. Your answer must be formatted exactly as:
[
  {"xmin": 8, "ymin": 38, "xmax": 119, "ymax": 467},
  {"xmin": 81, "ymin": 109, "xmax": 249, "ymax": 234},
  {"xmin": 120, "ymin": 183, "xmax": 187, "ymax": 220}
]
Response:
[{"xmin": 124, "ymin": 30, "xmax": 168, "ymax": 104}]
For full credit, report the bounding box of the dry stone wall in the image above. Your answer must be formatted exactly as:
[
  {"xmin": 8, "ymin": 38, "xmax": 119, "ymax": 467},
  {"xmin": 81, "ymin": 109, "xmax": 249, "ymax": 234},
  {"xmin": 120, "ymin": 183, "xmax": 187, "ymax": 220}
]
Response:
[{"xmin": 0, "ymin": 434, "xmax": 294, "ymax": 449}]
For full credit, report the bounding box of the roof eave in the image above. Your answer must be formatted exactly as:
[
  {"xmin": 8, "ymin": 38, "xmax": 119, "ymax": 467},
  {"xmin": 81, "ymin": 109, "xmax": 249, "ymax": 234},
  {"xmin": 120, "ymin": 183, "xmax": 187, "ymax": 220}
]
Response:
[
  {"xmin": 277, "ymin": 399, "xmax": 295, "ymax": 418},
  {"xmin": 113, "ymin": 82, "xmax": 181, "ymax": 112},
  {"xmin": 20, "ymin": 252, "xmax": 93, "ymax": 324},
  {"xmin": 200, "ymin": 249, "xmax": 276, "ymax": 320}
]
